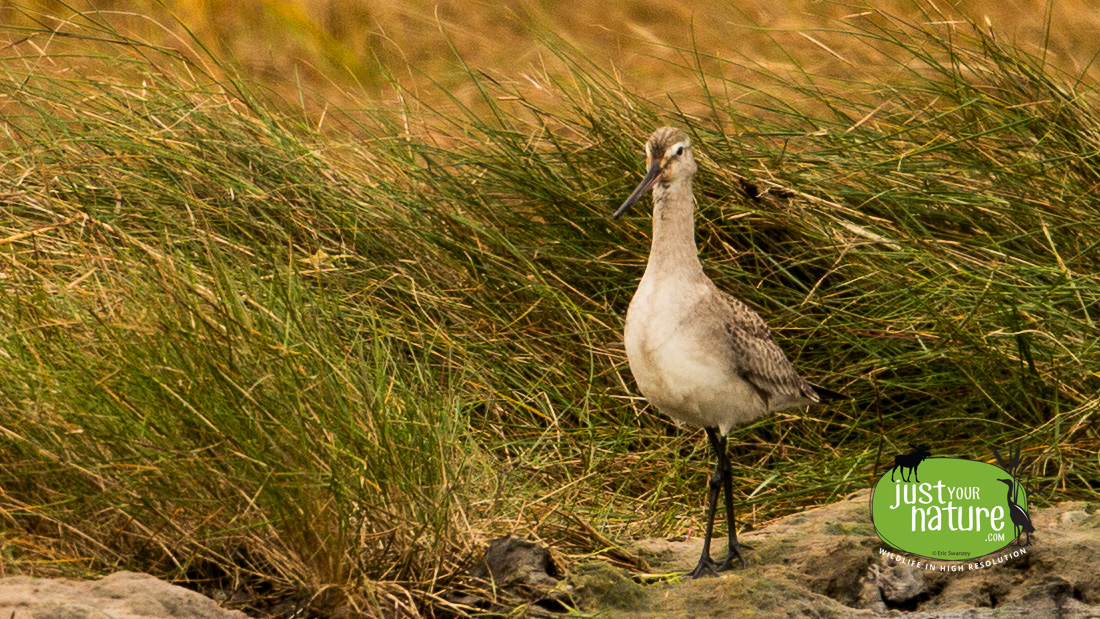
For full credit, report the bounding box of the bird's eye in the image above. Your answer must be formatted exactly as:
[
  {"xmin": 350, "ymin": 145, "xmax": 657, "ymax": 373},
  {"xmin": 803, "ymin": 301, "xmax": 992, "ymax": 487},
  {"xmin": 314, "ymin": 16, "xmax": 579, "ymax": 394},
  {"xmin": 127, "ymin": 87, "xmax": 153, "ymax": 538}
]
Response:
[{"xmin": 676, "ymin": 146, "xmax": 684, "ymax": 156}]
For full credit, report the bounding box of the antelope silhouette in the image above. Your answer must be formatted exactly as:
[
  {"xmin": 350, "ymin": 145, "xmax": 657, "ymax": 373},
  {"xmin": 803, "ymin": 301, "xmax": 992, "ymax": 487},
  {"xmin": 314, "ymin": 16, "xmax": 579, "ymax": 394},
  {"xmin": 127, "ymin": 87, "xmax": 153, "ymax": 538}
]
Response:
[{"xmin": 890, "ymin": 442, "xmax": 931, "ymax": 483}]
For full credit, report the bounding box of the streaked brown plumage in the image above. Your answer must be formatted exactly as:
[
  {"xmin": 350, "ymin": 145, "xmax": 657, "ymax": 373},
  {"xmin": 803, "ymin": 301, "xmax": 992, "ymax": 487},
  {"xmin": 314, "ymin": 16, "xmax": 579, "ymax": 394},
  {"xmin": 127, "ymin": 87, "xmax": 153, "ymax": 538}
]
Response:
[{"xmin": 614, "ymin": 126, "xmax": 844, "ymax": 577}]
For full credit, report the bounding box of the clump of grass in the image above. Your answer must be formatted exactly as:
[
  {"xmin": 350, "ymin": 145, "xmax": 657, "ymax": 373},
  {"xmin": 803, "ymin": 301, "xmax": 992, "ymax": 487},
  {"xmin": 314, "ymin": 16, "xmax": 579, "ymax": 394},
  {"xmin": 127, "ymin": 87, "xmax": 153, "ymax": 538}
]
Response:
[{"xmin": 1, "ymin": 1, "xmax": 1097, "ymax": 617}]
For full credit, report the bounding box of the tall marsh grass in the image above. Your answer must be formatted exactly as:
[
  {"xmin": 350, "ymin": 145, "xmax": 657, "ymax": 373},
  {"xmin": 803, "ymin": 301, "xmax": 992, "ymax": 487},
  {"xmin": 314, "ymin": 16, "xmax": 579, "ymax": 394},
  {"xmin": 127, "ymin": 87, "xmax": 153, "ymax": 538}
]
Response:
[{"xmin": 1, "ymin": 1, "xmax": 1098, "ymax": 616}]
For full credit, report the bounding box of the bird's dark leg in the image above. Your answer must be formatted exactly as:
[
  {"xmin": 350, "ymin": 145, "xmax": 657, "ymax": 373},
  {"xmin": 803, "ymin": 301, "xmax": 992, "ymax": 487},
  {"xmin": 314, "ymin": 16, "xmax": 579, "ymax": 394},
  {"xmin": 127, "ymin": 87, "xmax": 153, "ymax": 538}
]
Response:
[
  {"xmin": 716, "ymin": 430, "xmax": 748, "ymax": 571},
  {"xmin": 689, "ymin": 428, "xmax": 724, "ymax": 579}
]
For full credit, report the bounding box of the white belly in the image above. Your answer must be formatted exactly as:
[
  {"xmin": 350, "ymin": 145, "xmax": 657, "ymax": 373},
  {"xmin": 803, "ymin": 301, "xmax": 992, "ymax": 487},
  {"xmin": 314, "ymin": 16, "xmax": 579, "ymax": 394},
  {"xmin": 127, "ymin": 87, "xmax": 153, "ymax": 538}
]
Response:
[{"xmin": 624, "ymin": 279, "xmax": 766, "ymax": 434}]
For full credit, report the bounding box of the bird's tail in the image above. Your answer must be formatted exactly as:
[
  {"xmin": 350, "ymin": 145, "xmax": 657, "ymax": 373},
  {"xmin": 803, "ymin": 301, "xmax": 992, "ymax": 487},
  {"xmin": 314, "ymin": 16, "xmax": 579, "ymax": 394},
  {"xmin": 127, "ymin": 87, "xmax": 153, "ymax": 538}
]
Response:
[{"xmin": 810, "ymin": 383, "xmax": 848, "ymax": 402}]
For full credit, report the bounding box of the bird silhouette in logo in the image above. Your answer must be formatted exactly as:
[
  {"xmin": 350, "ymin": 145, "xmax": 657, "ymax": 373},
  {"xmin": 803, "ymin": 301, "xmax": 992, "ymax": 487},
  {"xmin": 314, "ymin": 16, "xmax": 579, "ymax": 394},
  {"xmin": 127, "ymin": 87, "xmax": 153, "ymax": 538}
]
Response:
[{"xmin": 993, "ymin": 445, "xmax": 1037, "ymax": 546}]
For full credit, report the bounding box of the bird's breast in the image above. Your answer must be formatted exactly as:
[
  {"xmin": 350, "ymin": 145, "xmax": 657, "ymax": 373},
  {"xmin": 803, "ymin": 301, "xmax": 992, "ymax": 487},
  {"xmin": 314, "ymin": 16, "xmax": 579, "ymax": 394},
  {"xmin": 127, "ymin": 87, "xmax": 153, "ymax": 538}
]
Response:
[{"xmin": 623, "ymin": 277, "xmax": 766, "ymax": 432}]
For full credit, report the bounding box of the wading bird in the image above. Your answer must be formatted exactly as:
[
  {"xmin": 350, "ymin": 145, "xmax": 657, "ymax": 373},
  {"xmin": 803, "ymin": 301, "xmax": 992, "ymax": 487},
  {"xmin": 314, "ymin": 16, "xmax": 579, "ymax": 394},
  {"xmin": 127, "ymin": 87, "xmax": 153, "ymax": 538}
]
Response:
[
  {"xmin": 613, "ymin": 127, "xmax": 845, "ymax": 578},
  {"xmin": 997, "ymin": 478, "xmax": 1034, "ymax": 546}
]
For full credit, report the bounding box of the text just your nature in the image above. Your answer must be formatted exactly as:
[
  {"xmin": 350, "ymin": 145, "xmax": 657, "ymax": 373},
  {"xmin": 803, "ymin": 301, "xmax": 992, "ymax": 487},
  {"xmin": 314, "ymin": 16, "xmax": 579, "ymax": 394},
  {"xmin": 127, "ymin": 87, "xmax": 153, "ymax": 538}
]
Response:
[{"xmin": 889, "ymin": 481, "xmax": 1006, "ymax": 532}]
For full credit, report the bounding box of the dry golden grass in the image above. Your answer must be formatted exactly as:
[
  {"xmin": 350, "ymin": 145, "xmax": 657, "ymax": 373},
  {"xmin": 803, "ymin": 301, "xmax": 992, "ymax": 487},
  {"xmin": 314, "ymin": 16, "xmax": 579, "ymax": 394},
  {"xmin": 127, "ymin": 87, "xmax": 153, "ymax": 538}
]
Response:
[{"xmin": 6, "ymin": 0, "xmax": 1100, "ymax": 108}]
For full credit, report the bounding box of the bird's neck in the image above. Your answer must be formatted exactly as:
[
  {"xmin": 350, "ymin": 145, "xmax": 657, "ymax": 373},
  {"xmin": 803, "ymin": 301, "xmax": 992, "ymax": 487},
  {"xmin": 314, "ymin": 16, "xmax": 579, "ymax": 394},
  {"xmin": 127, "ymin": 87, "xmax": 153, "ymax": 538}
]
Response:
[{"xmin": 645, "ymin": 179, "xmax": 703, "ymax": 278}]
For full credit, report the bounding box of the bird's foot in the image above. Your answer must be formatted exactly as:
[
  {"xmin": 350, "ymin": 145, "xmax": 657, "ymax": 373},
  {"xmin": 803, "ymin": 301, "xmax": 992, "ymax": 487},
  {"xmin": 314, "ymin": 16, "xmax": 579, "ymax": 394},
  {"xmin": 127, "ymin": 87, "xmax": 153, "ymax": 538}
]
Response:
[
  {"xmin": 717, "ymin": 543, "xmax": 751, "ymax": 571},
  {"xmin": 688, "ymin": 556, "xmax": 718, "ymax": 579}
]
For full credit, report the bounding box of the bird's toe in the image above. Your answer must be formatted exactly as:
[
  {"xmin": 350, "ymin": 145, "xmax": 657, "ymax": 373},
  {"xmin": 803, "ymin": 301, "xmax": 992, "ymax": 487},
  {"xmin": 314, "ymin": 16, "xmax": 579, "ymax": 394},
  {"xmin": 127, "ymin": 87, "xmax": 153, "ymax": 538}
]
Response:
[
  {"xmin": 688, "ymin": 558, "xmax": 718, "ymax": 579},
  {"xmin": 717, "ymin": 545, "xmax": 750, "ymax": 571}
]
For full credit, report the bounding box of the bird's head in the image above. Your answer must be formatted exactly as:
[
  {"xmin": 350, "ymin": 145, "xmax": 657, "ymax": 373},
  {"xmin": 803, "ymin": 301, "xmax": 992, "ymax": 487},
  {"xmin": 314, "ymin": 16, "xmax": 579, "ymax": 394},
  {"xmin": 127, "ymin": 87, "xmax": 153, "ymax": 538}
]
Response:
[
  {"xmin": 997, "ymin": 478, "xmax": 1014, "ymax": 486},
  {"xmin": 613, "ymin": 126, "xmax": 697, "ymax": 219}
]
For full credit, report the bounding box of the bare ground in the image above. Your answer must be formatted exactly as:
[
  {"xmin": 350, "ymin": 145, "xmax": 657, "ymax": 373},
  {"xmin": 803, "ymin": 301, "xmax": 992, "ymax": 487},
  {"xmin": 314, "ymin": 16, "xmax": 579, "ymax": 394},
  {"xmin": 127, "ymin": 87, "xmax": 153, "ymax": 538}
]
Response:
[{"xmin": 555, "ymin": 491, "xmax": 1099, "ymax": 617}]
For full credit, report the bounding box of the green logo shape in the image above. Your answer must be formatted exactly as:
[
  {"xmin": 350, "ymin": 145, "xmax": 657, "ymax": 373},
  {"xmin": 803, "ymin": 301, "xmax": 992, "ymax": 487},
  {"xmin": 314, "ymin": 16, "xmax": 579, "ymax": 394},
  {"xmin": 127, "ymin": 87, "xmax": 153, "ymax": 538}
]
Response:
[{"xmin": 871, "ymin": 458, "xmax": 1028, "ymax": 561}]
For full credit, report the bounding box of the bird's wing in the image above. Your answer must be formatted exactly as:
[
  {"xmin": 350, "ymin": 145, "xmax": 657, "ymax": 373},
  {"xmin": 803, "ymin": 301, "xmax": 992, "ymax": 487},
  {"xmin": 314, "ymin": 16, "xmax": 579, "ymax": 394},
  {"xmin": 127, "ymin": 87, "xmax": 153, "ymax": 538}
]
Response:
[{"xmin": 710, "ymin": 288, "xmax": 820, "ymax": 411}]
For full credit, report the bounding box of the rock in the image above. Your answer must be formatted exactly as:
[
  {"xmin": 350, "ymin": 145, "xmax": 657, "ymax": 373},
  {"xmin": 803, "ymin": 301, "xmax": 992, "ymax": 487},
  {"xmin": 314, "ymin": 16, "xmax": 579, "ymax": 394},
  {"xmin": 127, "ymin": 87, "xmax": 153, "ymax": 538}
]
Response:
[
  {"xmin": 469, "ymin": 536, "xmax": 560, "ymax": 595},
  {"xmin": 0, "ymin": 571, "xmax": 247, "ymax": 619},
  {"xmin": 568, "ymin": 491, "xmax": 1100, "ymax": 618},
  {"xmin": 877, "ymin": 562, "xmax": 927, "ymax": 607},
  {"xmin": 451, "ymin": 536, "xmax": 568, "ymax": 616}
]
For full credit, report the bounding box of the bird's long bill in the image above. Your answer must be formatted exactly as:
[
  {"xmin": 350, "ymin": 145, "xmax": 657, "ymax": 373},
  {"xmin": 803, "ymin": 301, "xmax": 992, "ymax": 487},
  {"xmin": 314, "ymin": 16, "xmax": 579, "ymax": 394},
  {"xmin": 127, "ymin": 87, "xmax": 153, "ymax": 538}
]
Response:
[{"xmin": 612, "ymin": 159, "xmax": 663, "ymax": 219}]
